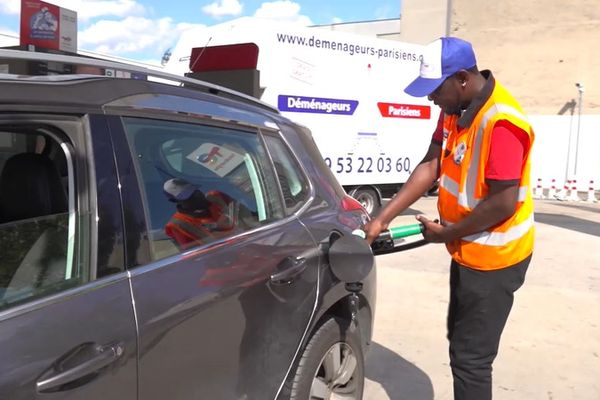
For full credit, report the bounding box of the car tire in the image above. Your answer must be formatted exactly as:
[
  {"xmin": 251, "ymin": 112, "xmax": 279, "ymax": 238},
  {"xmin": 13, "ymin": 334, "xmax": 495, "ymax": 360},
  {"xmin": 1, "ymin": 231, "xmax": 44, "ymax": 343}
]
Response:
[
  {"xmin": 284, "ymin": 316, "xmax": 364, "ymax": 400},
  {"xmin": 352, "ymin": 188, "xmax": 380, "ymax": 216}
]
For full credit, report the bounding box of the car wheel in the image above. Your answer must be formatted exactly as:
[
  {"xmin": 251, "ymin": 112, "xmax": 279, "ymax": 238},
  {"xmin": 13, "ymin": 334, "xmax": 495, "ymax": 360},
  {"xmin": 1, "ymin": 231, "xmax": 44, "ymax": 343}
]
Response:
[
  {"xmin": 352, "ymin": 188, "xmax": 379, "ymax": 215},
  {"xmin": 285, "ymin": 317, "xmax": 364, "ymax": 400}
]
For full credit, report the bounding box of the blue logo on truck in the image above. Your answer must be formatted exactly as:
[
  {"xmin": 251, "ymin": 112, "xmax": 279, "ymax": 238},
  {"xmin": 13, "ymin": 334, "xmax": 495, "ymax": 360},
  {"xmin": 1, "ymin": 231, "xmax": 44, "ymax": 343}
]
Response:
[{"xmin": 278, "ymin": 95, "xmax": 358, "ymax": 115}]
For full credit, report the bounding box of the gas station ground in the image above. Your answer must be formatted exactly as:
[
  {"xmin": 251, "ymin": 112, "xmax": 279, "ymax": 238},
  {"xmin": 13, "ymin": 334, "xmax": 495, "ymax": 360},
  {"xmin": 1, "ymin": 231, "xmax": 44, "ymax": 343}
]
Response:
[{"xmin": 364, "ymin": 196, "xmax": 600, "ymax": 400}]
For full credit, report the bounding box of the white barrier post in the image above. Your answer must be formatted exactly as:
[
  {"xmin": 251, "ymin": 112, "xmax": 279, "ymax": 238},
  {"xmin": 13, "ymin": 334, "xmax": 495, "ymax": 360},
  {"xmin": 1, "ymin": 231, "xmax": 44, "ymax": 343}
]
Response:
[
  {"xmin": 587, "ymin": 180, "xmax": 597, "ymax": 203},
  {"xmin": 533, "ymin": 178, "xmax": 544, "ymax": 199},
  {"xmin": 548, "ymin": 178, "xmax": 557, "ymax": 199},
  {"xmin": 568, "ymin": 179, "xmax": 581, "ymax": 201}
]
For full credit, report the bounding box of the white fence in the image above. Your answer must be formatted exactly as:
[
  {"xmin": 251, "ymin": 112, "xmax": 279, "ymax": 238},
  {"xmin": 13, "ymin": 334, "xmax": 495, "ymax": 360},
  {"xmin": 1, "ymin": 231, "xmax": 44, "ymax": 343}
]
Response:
[{"xmin": 529, "ymin": 114, "xmax": 600, "ymax": 198}]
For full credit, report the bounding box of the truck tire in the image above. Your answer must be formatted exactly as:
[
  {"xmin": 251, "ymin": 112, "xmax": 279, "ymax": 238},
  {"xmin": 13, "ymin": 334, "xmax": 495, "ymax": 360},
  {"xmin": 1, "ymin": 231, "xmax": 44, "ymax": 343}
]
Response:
[
  {"xmin": 426, "ymin": 179, "xmax": 439, "ymax": 197},
  {"xmin": 283, "ymin": 317, "xmax": 364, "ymax": 400},
  {"xmin": 352, "ymin": 188, "xmax": 380, "ymax": 215}
]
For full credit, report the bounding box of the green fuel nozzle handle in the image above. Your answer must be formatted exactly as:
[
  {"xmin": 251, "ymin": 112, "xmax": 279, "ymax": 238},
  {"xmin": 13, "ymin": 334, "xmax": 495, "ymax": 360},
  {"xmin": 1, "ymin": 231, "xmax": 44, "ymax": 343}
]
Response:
[
  {"xmin": 387, "ymin": 223, "xmax": 424, "ymax": 239},
  {"xmin": 352, "ymin": 223, "xmax": 424, "ymax": 241},
  {"xmin": 352, "ymin": 223, "xmax": 429, "ymax": 255}
]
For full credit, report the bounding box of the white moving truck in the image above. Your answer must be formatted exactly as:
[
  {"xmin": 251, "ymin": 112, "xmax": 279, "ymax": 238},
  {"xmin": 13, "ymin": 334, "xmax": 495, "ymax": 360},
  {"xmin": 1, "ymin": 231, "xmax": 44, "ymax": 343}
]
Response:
[{"xmin": 165, "ymin": 17, "xmax": 439, "ymax": 214}]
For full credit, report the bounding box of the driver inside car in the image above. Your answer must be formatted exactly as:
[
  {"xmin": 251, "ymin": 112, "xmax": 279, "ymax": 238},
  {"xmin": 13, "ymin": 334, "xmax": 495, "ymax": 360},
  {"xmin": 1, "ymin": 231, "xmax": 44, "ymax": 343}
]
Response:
[{"xmin": 163, "ymin": 178, "xmax": 236, "ymax": 249}]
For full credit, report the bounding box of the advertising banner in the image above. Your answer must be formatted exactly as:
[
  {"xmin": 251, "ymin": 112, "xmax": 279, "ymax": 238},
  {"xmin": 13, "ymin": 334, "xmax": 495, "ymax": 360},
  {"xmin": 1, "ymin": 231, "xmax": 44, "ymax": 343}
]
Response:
[{"xmin": 20, "ymin": 0, "xmax": 77, "ymax": 53}]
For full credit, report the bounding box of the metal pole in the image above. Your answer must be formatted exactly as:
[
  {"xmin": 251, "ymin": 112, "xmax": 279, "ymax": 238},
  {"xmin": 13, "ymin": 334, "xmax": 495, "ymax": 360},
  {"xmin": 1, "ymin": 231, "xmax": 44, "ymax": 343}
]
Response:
[
  {"xmin": 446, "ymin": 0, "xmax": 453, "ymax": 36},
  {"xmin": 574, "ymin": 83, "xmax": 584, "ymax": 175},
  {"xmin": 564, "ymin": 106, "xmax": 573, "ymax": 183}
]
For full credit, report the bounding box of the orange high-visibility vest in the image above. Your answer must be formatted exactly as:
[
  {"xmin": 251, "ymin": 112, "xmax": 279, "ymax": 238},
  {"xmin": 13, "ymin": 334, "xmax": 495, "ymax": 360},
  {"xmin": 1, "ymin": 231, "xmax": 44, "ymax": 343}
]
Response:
[
  {"xmin": 438, "ymin": 81, "xmax": 535, "ymax": 270},
  {"xmin": 165, "ymin": 191, "xmax": 237, "ymax": 248},
  {"xmin": 165, "ymin": 212, "xmax": 217, "ymax": 247}
]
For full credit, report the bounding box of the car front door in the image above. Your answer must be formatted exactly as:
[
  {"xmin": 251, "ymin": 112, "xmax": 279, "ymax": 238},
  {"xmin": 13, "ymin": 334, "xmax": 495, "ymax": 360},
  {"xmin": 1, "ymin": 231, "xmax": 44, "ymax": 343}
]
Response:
[
  {"xmin": 112, "ymin": 115, "xmax": 320, "ymax": 399},
  {"xmin": 0, "ymin": 115, "xmax": 137, "ymax": 399}
]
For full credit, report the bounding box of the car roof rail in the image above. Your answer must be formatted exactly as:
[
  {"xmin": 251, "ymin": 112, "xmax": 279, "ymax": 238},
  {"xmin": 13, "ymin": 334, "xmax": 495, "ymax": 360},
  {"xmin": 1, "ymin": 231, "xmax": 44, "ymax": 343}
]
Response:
[{"xmin": 0, "ymin": 48, "xmax": 278, "ymax": 113}]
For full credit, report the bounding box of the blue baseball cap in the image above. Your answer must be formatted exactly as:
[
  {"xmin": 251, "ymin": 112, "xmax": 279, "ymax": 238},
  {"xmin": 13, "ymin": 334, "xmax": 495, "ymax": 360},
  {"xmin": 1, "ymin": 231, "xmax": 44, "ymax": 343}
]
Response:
[
  {"xmin": 404, "ymin": 37, "xmax": 477, "ymax": 98},
  {"xmin": 164, "ymin": 178, "xmax": 197, "ymax": 202}
]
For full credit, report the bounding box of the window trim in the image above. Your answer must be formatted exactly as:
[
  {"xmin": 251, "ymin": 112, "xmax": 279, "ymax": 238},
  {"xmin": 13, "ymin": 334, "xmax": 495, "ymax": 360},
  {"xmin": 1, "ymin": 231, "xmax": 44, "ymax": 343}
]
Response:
[
  {"xmin": 0, "ymin": 122, "xmax": 86, "ymax": 312},
  {"xmin": 59, "ymin": 141, "xmax": 77, "ymax": 279},
  {"xmin": 0, "ymin": 125, "xmax": 78, "ymax": 279},
  {"xmin": 242, "ymin": 153, "xmax": 267, "ymax": 221},
  {"xmin": 259, "ymin": 128, "xmax": 314, "ymax": 216}
]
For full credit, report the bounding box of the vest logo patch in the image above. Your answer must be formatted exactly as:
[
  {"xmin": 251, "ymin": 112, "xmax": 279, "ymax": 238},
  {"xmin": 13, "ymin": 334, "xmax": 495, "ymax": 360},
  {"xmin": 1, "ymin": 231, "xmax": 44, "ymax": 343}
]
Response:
[{"xmin": 454, "ymin": 142, "xmax": 467, "ymax": 164}]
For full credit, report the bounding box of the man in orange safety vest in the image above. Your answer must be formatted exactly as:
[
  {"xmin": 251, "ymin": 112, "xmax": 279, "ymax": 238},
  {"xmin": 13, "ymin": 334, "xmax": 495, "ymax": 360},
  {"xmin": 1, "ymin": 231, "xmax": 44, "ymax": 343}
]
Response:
[{"xmin": 365, "ymin": 37, "xmax": 534, "ymax": 400}]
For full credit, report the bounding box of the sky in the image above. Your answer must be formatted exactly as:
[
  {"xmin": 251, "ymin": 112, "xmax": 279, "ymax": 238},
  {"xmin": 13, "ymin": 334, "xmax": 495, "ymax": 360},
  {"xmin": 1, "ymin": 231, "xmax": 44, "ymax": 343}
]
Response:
[{"xmin": 0, "ymin": 0, "xmax": 400, "ymax": 65}]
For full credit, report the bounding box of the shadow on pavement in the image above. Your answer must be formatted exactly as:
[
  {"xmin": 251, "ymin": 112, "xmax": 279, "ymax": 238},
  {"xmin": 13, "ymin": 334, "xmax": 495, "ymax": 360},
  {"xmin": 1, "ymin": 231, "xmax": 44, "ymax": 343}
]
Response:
[
  {"xmin": 402, "ymin": 206, "xmax": 429, "ymax": 216},
  {"xmin": 365, "ymin": 341, "xmax": 434, "ymax": 400},
  {"xmin": 534, "ymin": 212, "xmax": 600, "ymax": 237},
  {"xmin": 551, "ymin": 202, "xmax": 600, "ymax": 214}
]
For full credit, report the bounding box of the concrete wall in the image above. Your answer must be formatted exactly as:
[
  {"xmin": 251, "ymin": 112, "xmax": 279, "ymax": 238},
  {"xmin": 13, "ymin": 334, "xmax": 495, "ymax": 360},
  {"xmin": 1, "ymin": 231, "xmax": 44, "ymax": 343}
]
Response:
[
  {"xmin": 451, "ymin": 0, "xmax": 600, "ymax": 115},
  {"xmin": 399, "ymin": 0, "xmax": 448, "ymax": 44},
  {"xmin": 530, "ymin": 115, "xmax": 600, "ymax": 191},
  {"xmin": 311, "ymin": 18, "xmax": 401, "ymax": 41}
]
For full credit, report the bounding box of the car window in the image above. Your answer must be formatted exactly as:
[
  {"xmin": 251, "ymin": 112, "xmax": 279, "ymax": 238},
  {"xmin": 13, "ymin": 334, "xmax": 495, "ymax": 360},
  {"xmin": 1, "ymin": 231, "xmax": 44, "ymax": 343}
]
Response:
[
  {"xmin": 0, "ymin": 129, "xmax": 87, "ymax": 310},
  {"xmin": 263, "ymin": 134, "xmax": 311, "ymax": 213},
  {"xmin": 122, "ymin": 117, "xmax": 285, "ymax": 261}
]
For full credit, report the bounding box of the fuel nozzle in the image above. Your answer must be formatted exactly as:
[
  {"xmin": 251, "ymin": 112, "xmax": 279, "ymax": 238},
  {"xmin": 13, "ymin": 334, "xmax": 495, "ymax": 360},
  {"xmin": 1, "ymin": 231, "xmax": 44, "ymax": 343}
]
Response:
[{"xmin": 353, "ymin": 223, "xmax": 425, "ymax": 253}]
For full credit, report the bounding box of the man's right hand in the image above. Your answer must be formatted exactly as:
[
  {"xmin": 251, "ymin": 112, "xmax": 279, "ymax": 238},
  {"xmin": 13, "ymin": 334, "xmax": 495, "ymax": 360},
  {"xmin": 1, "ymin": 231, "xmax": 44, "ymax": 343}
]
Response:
[
  {"xmin": 363, "ymin": 219, "xmax": 389, "ymax": 245},
  {"xmin": 361, "ymin": 141, "xmax": 442, "ymax": 245}
]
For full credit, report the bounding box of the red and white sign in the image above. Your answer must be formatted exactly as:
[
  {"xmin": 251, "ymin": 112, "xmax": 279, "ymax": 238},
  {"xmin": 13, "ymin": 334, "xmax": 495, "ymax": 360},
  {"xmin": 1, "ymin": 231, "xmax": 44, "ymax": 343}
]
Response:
[
  {"xmin": 377, "ymin": 102, "xmax": 431, "ymax": 119},
  {"xmin": 20, "ymin": 0, "xmax": 77, "ymax": 53}
]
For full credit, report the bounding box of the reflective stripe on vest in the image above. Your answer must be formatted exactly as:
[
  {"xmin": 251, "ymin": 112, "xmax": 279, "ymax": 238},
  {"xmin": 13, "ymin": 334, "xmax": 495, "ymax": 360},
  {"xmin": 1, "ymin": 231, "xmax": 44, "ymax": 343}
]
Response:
[
  {"xmin": 444, "ymin": 214, "xmax": 534, "ymax": 246},
  {"xmin": 440, "ymin": 175, "xmax": 529, "ymax": 207},
  {"xmin": 439, "ymin": 103, "xmax": 530, "ymax": 209},
  {"xmin": 169, "ymin": 217, "xmax": 214, "ymax": 240}
]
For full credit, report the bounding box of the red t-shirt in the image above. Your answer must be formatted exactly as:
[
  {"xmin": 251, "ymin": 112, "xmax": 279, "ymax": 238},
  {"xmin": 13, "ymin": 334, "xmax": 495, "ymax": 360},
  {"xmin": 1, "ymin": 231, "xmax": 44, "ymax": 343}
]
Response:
[{"xmin": 431, "ymin": 112, "xmax": 529, "ymax": 182}]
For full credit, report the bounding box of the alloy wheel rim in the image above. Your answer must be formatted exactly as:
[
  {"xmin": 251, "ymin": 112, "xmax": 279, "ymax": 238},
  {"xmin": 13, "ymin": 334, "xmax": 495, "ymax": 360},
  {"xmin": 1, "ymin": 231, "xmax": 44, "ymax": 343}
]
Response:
[{"xmin": 309, "ymin": 342, "xmax": 359, "ymax": 400}]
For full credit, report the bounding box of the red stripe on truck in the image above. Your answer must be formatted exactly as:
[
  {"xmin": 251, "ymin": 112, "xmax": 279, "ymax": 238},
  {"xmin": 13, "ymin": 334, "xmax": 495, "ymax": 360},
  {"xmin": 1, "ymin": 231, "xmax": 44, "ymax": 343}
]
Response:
[{"xmin": 378, "ymin": 103, "xmax": 431, "ymax": 119}]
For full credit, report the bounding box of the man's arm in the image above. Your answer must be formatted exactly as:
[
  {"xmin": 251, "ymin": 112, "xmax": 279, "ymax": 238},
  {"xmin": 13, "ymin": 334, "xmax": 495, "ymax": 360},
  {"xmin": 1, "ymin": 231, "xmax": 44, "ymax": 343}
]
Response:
[
  {"xmin": 417, "ymin": 181, "xmax": 519, "ymax": 242},
  {"xmin": 418, "ymin": 120, "xmax": 528, "ymax": 243},
  {"xmin": 364, "ymin": 140, "xmax": 441, "ymax": 243}
]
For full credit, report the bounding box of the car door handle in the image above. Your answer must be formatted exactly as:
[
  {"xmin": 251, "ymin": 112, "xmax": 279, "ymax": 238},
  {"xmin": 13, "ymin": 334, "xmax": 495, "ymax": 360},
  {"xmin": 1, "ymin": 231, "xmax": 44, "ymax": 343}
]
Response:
[
  {"xmin": 36, "ymin": 341, "xmax": 125, "ymax": 393},
  {"xmin": 270, "ymin": 256, "xmax": 308, "ymax": 284}
]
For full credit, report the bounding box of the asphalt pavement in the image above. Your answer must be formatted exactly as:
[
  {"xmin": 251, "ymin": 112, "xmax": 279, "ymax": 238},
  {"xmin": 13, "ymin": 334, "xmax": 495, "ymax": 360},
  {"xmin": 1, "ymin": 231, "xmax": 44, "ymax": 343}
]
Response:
[{"xmin": 363, "ymin": 196, "xmax": 600, "ymax": 400}]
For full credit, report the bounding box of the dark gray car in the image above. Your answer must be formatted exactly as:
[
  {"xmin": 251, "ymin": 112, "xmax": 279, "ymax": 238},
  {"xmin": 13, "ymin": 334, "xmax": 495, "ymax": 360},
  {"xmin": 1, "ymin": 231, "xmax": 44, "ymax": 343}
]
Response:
[{"xmin": 0, "ymin": 50, "xmax": 376, "ymax": 400}]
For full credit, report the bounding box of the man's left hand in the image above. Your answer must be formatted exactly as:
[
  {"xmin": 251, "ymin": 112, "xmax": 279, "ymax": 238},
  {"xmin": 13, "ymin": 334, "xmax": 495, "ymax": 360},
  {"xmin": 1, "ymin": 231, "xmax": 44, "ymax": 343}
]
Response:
[{"xmin": 416, "ymin": 215, "xmax": 447, "ymax": 243}]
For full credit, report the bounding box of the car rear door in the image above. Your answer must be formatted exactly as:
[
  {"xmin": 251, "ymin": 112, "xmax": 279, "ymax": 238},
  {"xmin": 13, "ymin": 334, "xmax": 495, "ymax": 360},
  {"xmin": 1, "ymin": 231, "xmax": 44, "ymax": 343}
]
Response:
[
  {"xmin": 111, "ymin": 114, "xmax": 320, "ymax": 399},
  {"xmin": 0, "ymin": 114, "xmax": 137, "ymax": 399}
]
